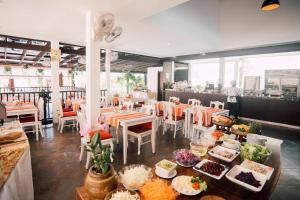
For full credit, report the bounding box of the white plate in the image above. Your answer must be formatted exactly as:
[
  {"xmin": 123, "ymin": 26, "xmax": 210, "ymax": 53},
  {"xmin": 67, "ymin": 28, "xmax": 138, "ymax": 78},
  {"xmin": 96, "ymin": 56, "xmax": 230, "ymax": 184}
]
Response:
[
  {"xmin": 193, "ymin": 159, "xmax": 229, "ymax": 180},
  {"xmin": 155, "ymin": 168, "xmax": 177, "ymax": 179},
  {"xmin": 176, "ymin": 160, "xmax": 196, "ymax": 168},
  {"xmin": 171, "ymin": 176, "xmax": 201, "ymax": 196},
  {"xmin": 208, "ymin": 145, "xmax": 240, "ymax": 163},
  {"xmin": 240, "ymin": 159, "xmax": 274, "ymax": 180},
  {"xmin": 225, "ymin": 165, "xmax": 267, "ymax": 192}
]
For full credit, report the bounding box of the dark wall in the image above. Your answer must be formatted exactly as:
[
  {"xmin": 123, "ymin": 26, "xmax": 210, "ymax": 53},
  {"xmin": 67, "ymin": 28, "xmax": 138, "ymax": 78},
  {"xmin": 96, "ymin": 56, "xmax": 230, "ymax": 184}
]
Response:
[
  {"xmin": 174, "ymin": 69, "xmax": 188, "ymax": 82},
  {"xmin": 165, "ymin": 90, "xmax": 300, "ymax": 126}
]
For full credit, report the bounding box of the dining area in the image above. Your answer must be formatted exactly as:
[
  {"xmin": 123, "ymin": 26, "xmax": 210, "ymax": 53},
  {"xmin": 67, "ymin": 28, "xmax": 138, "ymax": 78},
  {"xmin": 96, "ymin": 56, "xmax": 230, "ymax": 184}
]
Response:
[{"xmin": 1, "ymin": 0, "xmax": 300, "ymax": 200}]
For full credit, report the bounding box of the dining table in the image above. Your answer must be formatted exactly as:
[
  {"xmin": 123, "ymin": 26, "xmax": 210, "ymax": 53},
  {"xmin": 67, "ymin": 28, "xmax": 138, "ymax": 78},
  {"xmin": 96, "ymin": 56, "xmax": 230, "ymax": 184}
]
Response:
[
  {"xmin": 75, "ymin": 135, "xmax": 282, "ymax": 200},
  {"xmin": 184, "ymin": 107, "xmax": 230, "ymax": 139},
  {"xmin": 5, "ymin": 104, "xmax": 39, "ymax": 140},
  {"xmin": 104, "ymin": 111, "xmax": 156, "ymax": 164}
]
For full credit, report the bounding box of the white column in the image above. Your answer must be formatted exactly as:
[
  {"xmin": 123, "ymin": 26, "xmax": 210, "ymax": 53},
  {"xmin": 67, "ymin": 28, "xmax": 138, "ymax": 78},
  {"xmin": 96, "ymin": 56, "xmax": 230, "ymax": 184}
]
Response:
[
  {"xmin": 86, "ymin": 10, "xmax": 101, "ymax": 128},
  {"xmin": 219, "ymin": 58, "xmax": 225, "ymax": 88},
  {"xmin": 187, "ymin": 63, "xmax": 191, "ymax": 84},
  {"xmin": 105, "ymin": 49, "xmax": 111, "ymax": 106},
  {"xmin": 234, "ymin": 60, "xmax": 239, "ymax": 84},
  {"xmin": 50, "ymin": 40, "xmax": 60, "ymax": 123},
  {"xmin": 162, "ymin": 61, "xmax": 175, "ymax": 83}
]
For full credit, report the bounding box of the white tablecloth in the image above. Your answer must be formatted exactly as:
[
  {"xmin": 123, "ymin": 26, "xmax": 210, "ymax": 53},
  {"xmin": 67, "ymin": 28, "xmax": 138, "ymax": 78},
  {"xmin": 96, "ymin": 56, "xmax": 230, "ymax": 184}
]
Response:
[{"xmin": 0, "ymin": 147, "xmax": 34, "ymax": 200}]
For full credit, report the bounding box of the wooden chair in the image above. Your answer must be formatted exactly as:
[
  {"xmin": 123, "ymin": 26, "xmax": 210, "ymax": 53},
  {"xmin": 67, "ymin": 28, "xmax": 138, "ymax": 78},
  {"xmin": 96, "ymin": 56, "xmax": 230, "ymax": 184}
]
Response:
[
  {"xmin": 163, "ymin": 102, "xmax": 185, "ymax": 139},
  {"xmin": 77, "ymin": 110, "xmax": 114, "ymax": 169},
  {"xmin": 58, "ymin": 103, "xmax": 78, "ymax": 133},
  {"xmin": 192, "ymin": 106, "xmax": 215, "ymax": 138},
  {"xmin": 188, "ymin": 99, "xmax": 201, "ymax": 106},
  {"xmin": 210, "ymin": 101, "xmax": 224, "ymax": 109}
]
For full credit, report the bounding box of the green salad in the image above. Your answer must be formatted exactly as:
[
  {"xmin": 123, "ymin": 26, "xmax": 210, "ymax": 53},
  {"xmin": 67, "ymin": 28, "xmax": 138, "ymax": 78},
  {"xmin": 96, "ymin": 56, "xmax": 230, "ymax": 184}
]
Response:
[{"xmin": 240, "ymin": 143, "xmax": 271, "ymax": 163}]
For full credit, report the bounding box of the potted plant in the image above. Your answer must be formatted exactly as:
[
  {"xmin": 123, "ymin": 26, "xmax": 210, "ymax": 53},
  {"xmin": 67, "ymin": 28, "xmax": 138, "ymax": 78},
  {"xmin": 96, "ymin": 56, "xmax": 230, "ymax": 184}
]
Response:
[
  {"xmin": 249, "ymin": 122, "xmax": 262, "ymax": 135},
  {"xmin": 4, "ymin": 66, "xmax": 12, "ymax": 75},
  {"xmin": 84, "ymin": 132, "xmax": 117, "ymax": 200}
]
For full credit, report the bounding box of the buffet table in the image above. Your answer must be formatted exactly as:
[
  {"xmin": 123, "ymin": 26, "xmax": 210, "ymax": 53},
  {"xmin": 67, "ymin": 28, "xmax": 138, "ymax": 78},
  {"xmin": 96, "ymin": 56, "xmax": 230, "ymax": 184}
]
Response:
[
  {"xmin": 165, "ymin": 90, "xmax": 300, "ymax": 127},
  {"xmin": 75, "ymin": 136, "xmax": 282, "ymax": 200},
  {"xmin": 0, "ymin": 124, "xmax": 34, "ymax": 200}
]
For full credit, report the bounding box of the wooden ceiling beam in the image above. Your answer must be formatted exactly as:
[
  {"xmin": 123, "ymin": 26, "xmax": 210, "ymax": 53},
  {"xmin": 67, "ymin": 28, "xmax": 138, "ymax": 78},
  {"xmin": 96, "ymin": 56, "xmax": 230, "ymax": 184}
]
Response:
[
  {"xmin": 19, "ymin": 40, "xmax": 30, "ymax": 64},
  {"xmin": 60, "ymin": 54, "xmax": 77, "ymax": 65},
  {"xmin": 0, "ymin": 40, "xmax": 50, "ymax": 52},
  {"xmin": 32, "ymin": 51, "xmax": 47, "ymax": 65}
]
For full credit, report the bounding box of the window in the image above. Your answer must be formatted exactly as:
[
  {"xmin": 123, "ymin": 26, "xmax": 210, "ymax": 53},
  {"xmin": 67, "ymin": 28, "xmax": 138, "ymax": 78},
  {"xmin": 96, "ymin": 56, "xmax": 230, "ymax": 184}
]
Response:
[{"xmin": 189, "ymin": 59, "xmax": 220, "ymax": 87}]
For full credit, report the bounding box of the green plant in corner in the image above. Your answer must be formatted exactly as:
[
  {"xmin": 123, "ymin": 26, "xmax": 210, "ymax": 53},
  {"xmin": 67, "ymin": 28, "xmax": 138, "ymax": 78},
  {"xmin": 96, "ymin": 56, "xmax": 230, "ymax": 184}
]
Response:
[
  {"xmin": 86, "ymin": 132, "xmax": 112, "ymax": 174},
  {"xmin": 249, "ymin": 122, "xmax": 262, "ymax": 135}
]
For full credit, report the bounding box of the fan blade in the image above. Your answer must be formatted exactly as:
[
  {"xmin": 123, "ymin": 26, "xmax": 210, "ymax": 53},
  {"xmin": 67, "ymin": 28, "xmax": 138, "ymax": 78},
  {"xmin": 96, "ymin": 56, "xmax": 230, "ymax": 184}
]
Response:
[{"xmin": 105, "ymin": 26, "xmax": 122, "ymax": 43}]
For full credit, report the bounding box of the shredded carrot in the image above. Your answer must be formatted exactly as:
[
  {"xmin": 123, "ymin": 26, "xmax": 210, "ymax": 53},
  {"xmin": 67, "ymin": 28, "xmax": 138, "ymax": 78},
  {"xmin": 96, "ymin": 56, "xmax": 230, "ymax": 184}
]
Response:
[{"xmin": 139, "ymin": 179, "xmax": 178, "ymax": 200}]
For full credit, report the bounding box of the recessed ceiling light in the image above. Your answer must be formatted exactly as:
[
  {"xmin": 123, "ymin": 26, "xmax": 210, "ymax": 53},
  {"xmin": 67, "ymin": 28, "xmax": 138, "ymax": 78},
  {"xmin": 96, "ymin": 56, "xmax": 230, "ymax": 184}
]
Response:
[{"xmin": 167, "ymin": 42, "xmax": 171, "ymax": 46}]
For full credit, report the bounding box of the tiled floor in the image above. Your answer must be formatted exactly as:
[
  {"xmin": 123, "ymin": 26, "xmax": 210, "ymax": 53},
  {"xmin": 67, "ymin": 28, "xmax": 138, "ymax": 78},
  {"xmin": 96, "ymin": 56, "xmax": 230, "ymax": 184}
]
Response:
[{"xmin": 28, "ymin": 124, "xmax": 300, "ymax": 200}]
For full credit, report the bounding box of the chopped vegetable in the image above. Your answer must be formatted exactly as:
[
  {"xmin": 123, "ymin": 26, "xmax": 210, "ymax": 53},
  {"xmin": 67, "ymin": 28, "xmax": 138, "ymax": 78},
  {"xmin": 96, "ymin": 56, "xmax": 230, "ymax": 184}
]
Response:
[
  {"xmin": 240, "ymin": 143, "xmax": 271, "ymax": 163},
  {"xmin": 140, "ymin": 179, "xmax": 178, "ymax": 200}
]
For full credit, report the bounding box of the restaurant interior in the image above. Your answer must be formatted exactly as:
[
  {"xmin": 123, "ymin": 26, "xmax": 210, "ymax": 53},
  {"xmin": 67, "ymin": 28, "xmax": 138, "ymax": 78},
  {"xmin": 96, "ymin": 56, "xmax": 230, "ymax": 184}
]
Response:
[{"xmin": 0, "ymin": 0, "xmax": 299, "ymax": 200}]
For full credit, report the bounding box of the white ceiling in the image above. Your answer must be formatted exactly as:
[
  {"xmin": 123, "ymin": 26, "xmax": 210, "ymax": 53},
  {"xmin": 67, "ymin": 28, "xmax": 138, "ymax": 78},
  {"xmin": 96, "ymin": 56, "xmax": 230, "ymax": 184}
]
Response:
[{"xmin": 0, "ymin": 0, "xmax": 300, "ymax": 58}]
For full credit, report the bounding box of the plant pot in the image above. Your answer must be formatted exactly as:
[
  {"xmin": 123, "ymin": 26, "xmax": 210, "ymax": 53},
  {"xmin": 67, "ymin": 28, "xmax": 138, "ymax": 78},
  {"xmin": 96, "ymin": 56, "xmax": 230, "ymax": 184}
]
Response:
[{"xmin": 84, "ymin": 164, "xmax": 117, "ymax": 200}]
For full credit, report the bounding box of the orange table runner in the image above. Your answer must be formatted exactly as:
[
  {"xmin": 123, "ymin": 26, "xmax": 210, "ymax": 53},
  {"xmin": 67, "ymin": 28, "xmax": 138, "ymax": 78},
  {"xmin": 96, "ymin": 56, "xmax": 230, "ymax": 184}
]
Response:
[
  {"xmin": 194, "ymin": 107, "xmax": 222, "ymax": 126},
  {"xmin": 107, "ymin": 112, "xmax": 147, "ymax": 128},
  {"xmin": 100, "ymin": 107, "xmax": 120, "ymax": 113},
  {"xmin": 173, "ymin": 104, "xmax": 192, "ymax": 117}
]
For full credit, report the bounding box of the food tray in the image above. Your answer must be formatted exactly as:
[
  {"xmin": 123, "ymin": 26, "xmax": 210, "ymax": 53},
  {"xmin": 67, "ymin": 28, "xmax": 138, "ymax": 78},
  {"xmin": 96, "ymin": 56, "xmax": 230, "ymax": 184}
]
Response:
[
  {"xmin": 240, "ymin": 159, "xmax": 274, "ymax": 180},
  {"xmin": 208, "ymin": 145, "xmax": 240, "ymax": 163},
  {"xmin": 225, "ymin": 165, "xmax": 267, "ymax": 192},
  {"xmin": 193, "ymin": 159, "xmax": 229, "ymax": 180}
]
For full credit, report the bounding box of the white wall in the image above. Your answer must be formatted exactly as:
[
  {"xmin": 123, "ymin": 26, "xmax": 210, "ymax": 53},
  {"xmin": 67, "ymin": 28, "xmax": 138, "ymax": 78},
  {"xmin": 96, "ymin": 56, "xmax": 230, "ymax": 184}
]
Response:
[
  {"xmin": 147, "ymin": 67, "xmax": 162, "ymax": 93},
  {"xmin": 220, "ymin": 0, "xmax": 300, "ymax": 50}
]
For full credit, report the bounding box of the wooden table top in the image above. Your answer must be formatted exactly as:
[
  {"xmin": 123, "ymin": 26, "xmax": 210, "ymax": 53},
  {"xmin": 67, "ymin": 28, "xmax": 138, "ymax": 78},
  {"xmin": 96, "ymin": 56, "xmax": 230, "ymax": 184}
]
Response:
[{"xmin": 76, "ymin": 143, "xmax": 281, "ymax": 200}]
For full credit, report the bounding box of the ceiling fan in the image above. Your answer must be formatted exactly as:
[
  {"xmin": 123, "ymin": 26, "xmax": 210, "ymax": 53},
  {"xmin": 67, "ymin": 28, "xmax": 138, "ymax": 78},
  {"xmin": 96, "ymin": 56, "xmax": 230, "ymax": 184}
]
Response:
[{"xmin": 93, "ymin": 13, "xmax": 122, "ymax": 43}]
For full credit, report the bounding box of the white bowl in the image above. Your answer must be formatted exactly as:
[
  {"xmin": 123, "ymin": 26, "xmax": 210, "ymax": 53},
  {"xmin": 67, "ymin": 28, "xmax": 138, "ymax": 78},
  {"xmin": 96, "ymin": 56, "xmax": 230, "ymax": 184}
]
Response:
[
  {"xmin": 155, "ymin": 159, "xmax": 177, "ymax": 177},
  {"xmin": 225, "ymin": 165, "xmax": 267, "ymax": 192}
]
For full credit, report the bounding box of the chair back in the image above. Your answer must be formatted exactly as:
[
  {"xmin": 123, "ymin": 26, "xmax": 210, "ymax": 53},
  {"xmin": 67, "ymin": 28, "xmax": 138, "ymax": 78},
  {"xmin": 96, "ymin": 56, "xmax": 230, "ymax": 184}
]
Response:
[
  {"xmin": 165, "ymin": 102, "xmax": 182, "ymax": 122},
  {"xmin": 123, "ymin": 101, "xmax": 134, "ymax": 110},
  {"xmin": 188, "ymin": 99, "xmax": 201, "ymax": 106},
  {"xmin": 37, "ymin": 98, "xmax": 44, "ymax": 120},
  {"xmin": 210, "ymin": 101, "xmax": 224, "ymax": 109},
  {"xmin": 77, "ymin": 110, "xmax": 88, "ymax": 136},
  {"xmin": 169, "ymin": 97, "xmax": 179, "ymax": 103},
  {"xmin": 193, "ymin": 106, "xmax": 206, "ymax": 128}
]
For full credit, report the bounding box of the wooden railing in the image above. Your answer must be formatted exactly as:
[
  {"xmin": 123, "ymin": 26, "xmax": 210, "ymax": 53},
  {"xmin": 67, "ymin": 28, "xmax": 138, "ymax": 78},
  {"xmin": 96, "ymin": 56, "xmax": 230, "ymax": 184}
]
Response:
[{"xmin": 0, "ymin": 86, "xmax": 86, "ymax": 93}]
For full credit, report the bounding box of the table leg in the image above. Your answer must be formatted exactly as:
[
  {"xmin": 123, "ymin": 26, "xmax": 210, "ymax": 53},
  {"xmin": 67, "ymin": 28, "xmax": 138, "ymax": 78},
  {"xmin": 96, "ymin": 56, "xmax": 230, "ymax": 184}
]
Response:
[
  {"xmin": 122, "ymin": 125, "xmax": 128, "ymax": 165},
  {"xmin": 35, "ymin": 111, "xmax": 39, "ymax": 141},
  {"xmin": 151, "ymin": 119, "xmax": 156, "ymax": 154}
]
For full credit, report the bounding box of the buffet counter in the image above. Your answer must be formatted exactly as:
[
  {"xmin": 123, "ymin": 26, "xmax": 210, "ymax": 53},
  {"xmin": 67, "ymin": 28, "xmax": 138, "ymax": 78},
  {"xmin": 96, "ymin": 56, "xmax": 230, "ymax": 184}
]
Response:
[
  {"xmin": 165, "ymin": 90, "xmax": 300, "ymax": 127},
  {"xmin": 0, "ymin": 124, "xmax": 34, "ymax": 200}
]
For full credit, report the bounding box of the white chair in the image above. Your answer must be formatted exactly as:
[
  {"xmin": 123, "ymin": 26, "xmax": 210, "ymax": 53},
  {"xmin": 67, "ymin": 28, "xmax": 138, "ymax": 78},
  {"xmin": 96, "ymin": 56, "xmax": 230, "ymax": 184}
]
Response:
[
  {"xmin": 19, "ymin": 98, "xmax": 44, "ymax": 141},
  {"xmin": 127, "ymin": 120, "xmax": 154, "ymax": 156},
  {"xmin": 169, "ymin": 96, "xmax": 180, "ymax": 103},
  {"xmin": 77, "ymin": 110, "xmax": 114, "ymax": 169},
  {"xmin": 192, "ymin": 106, "xmax": 215, "ymax": 139},
  {"xmin": 210, "ymin": 101, "xmax": 225, "ymax": 109},
  {"xmin": 123, "ymin": 101, "xmax": 134, "ymax": 110},
  {"xmin": 57, "ymin": 104, "xmax": 78, "ymax": 133},
  {"xmin": 162, "ymin": 102, "xmax": 185, "ymax": 139},
  {"xmin": 188, "ymin": 99, "xmax": 201, "ymax": 106}
]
